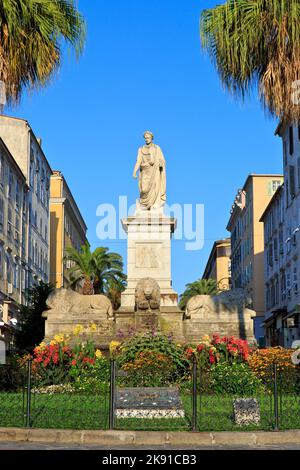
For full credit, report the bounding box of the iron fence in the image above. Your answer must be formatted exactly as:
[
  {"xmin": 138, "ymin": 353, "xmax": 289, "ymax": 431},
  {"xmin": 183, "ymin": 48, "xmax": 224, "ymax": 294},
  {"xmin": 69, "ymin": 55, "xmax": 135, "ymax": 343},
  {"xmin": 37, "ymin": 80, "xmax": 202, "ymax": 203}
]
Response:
[{"xmin": 0, "ymin": 359, "xmax": 299, "ymax": 432}]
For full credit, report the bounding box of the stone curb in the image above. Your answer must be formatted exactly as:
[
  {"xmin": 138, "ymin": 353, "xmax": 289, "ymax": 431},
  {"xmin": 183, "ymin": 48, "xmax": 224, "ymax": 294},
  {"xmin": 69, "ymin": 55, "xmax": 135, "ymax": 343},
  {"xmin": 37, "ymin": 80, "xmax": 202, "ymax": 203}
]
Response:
[{"xmin": 1, "ymin": 428, "xmax": 300, "ymax": 447}]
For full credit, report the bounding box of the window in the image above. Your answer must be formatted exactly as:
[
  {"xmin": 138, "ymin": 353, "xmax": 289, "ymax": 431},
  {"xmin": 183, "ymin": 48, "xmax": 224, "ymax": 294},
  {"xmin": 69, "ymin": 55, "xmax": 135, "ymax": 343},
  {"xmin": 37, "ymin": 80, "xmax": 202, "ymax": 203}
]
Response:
[
  {"xmin": 281, "ymin": 271, "xmax": 286, "ymax": 299},
  {"xmin": 13, "ymin": 263, "xmax": 19, "ymax": 289},
  {"xmin": 22, "ymin": 189, "xmax": 27, "ymax": 215},
  {"xmin": 6, "ymin": 255, "xmax": 11, "ymax": 284},
  {"xmin": 7, "ymin": 207, "xmax": 12, "ymax": 238},
  {"xmin": 279, "ymin": 230, "xmax": 284, "ymax": 254},
  {"xmin": 274, "ymin": 238, "xmax": 278, "ymax": 261},
  {"xmin": 0, "ymin": 197, "xmax": 4, "ymax": 231},
  {"xmin": 289, "ymin": 126, "xmax": 294, "ymax": 155},
  {"xmin": 272, "ymin": 180, "xmax": 282, "ymax": 193},
  {"xmin": 15, "ymin": 180, "xmax": 20, "ymax": 210},
  {"xmin": 286, "ymin": 272, "xmax": 291, "ymax": 297},
  {"xmin": 7, "ymin": 169, "xmax": 13, "ymax": 199},
  {"xmin": 15, "ymin": 216, "xmax": 20, "ymax": 245},
  {"xmin": 21, "ymin": 268, "xmax": 26, "ymax": 291},
  {"xmin": 293, "ymin": 266, "xmax": 298, "ymax": 293},
  {"xmin": 268, "ymin": 243, "xmax": 273, "ymax": 267},
  {"xmin": 289, "ymin": 165, "xmax": 296, "ymax": 199}
]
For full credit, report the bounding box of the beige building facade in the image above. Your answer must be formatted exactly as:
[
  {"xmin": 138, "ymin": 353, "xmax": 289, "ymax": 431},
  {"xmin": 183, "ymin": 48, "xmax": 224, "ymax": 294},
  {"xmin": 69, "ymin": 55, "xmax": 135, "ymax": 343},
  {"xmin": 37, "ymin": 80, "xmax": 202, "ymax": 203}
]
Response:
[
  {"xmin": 202, "ymin": 238, "xmax": 231, "ymax": 290},
  {"xmin": 0, "ymin": 116, "xmax": 52, "ymax": 289},
  {"xmin": 50, "ymin": 171, "xmax": 88, "ymax": 288},
  {"xmin": 0, "ymin": 138, "xmax": 29, "ymax": 356},
  {"xmin": 227, "ymin": 174, "xmax": 283, "ymax": 339},
  {"xmin": 260, "ymin": 121, "xmax": 300, "ymax": 347},
  {"xmin": 260, "ymin": 185, "xmax": 288, "ymax": 346}
]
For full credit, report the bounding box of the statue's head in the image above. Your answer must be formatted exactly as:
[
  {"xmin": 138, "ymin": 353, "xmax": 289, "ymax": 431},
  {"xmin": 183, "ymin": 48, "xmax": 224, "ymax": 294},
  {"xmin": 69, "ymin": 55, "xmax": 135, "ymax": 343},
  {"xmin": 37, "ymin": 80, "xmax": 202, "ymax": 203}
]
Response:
[{"xmin": 143, "ymin": 131, "xmax": 154, "ymax": 145}]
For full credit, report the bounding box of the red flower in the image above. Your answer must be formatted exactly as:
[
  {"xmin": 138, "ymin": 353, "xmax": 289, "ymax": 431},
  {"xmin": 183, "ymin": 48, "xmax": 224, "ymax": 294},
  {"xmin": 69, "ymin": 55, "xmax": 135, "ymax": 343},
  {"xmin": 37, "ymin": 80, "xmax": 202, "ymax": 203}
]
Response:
[
  {"xmin": 209, "ymin": 355, "xmax": 215, "ymax": 364},
  {"xmin": 53, "ymin": 353, "xmax": 59, "ymax": 364},
  {"xmin": 197, "ymin": 344, "xmax": 204, "ymax": 352},
  {"xmin": 212, "ymin": 334, "xmax": 221, "ymax": 344},
  {"xmin": 43, "ymin": 358, "xmax": 50, "ymax": 367},
  {"xmin": 71, "ymin": 359, "xmax": 77, "ymax": 366}
]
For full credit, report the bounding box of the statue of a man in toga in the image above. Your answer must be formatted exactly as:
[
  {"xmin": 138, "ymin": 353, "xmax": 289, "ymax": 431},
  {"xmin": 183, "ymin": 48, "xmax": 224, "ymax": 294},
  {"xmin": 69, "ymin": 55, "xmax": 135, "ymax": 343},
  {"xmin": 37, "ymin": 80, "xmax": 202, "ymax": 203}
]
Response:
[{"xmin": 133, "ymin": 131, "xmax": 166, "ymax": 211}]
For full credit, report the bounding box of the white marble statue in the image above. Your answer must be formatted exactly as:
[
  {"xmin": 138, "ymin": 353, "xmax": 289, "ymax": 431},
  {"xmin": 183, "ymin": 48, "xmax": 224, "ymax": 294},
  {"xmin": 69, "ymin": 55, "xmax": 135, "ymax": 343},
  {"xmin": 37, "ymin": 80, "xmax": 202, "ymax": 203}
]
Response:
[{"xmin": 133, "ymin": 131, "xmax": 166, "ymax": 211}]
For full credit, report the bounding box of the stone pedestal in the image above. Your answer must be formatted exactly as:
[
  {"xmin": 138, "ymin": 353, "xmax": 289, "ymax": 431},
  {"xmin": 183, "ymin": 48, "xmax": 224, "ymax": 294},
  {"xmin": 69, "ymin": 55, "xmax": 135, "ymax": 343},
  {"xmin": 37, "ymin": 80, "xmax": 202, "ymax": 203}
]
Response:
[{"xmin": 120, "ymin": 213, "xmax": 178, "ymax": 310}]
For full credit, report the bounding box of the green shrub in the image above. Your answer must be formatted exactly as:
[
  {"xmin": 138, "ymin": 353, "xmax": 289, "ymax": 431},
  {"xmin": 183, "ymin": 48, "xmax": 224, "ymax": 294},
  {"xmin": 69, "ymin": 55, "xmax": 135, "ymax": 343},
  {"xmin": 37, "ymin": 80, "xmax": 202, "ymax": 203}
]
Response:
[
  {"xmin": 117, "ymin": 332, "xmax": 190, "ymax": 387},
  {"xmin": 208, "ymin": 363, "xmax": 263, "ymax": 396},
  {"xmin": 69, "ymin": 357, "xmax": 110, "ymax": 393}
]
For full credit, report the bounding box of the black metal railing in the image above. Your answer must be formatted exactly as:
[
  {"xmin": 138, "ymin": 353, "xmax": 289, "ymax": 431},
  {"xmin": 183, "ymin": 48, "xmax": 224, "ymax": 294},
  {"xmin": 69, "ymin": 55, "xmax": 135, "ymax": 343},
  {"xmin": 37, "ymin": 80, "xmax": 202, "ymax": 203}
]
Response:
[{"xmin": 0, "ymin": 359, "xmax": 299, "ymax": 432}]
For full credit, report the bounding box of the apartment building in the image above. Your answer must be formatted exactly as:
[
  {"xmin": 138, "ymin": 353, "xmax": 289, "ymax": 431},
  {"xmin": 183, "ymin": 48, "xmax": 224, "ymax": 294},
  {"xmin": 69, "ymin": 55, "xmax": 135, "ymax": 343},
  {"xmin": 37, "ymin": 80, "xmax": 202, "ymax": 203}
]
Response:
[
  {"xmin": 262, "ymin": 121, "xmax": 300, "ymax": 347},
  {"xmin": 227, "ymin": 174, "xmax": 283, "ymax": 339},
  {"xmin": 50, "ymin": 171, "xmax": 88, "ymax": 288},
  {"xmin": 0, "ymin": 115, "xmax": 52, "ymax": 289},
  {"xmin": 202, "ymin": 238, "xmax": 231, "ymax": 290},
  {"xmin": 0, "ymin": 138, "xmax": 28, "ymax": 355},
  {"xmin": 260, "ymin": 185, "xmax": 290, "ymax": 346}
]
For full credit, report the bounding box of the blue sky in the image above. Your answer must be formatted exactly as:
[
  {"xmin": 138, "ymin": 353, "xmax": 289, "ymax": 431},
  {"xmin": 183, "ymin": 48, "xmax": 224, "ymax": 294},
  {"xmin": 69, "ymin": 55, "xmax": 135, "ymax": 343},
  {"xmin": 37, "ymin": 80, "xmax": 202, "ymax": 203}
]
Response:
[{"xmin": 7, "ymin": 0, "xmax": 283, "ymax": 294}]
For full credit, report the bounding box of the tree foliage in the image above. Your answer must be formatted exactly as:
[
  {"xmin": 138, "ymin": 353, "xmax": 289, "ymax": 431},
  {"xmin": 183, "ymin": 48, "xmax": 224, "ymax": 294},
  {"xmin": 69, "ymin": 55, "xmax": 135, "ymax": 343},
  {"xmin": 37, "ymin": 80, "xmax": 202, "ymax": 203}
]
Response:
[
  {"xmin": 15, "ymin": 281, "xmax": 53, "ymax": 352},
  {"xmin": 64, "ymin": 242, "xmax": 126, "ymax": 298},
  {"xmin": 179, "ymin": 278, "xmax": 219, "ymax": 310},
  {"xmin": 0, "ymin": 0, "xmax": 85, "ymax": 103},
  {"xmin": 201, "ymin": 0, "xmax": 300, "ymax": 121}
]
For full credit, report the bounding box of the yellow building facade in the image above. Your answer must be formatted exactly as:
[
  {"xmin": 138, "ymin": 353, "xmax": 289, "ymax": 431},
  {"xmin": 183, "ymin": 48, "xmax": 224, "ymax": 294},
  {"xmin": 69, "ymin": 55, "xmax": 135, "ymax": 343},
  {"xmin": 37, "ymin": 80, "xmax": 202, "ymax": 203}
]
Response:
[
  {"xmin": 227, "ymin": 174, "xmax": 283, "ymax": 339},
  {"xmin": 202, "ymin": 238, "xmax": 231, "ymax": 290},
  {"xmin": 50, "ymin": 171, "xmax": 88, "ymax": 288}
]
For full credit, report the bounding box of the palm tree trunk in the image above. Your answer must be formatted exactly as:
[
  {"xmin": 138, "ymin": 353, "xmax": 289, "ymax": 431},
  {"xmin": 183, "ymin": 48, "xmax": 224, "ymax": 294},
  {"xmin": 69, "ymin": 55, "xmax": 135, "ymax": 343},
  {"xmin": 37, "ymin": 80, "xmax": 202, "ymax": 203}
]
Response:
[{"xmin": 82, "ymin": 276, "xmax": 94, "ymax": 295}]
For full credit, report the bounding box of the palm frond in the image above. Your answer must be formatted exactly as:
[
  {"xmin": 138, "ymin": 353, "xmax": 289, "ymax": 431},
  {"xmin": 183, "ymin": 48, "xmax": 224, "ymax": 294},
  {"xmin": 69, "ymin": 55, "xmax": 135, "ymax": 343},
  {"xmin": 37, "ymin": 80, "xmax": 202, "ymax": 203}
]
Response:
[{"xmin": 201, "ymin": 0, "xmax": 300, "ymax": 121}]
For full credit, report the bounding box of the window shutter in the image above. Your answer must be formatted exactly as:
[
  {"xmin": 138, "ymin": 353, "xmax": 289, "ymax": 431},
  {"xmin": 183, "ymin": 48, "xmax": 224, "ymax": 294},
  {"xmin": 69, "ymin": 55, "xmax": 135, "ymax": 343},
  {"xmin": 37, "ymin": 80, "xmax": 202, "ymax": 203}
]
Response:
[
  {"xmin": 290, "ymin": 126, "xmax": 294, "ymax": 155},
  {"xmin": 290, "ymin": 165, "xmax": 296, "ymax": 199}
]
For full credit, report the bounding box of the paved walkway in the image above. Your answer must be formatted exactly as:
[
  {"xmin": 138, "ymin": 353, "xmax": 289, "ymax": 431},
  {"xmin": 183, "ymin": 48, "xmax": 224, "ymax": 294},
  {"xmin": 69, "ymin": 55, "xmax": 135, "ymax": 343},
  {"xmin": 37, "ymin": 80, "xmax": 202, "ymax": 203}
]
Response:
[{"xmin": 1, "ymin": 441, "xmax": 300, "ymax": 450}]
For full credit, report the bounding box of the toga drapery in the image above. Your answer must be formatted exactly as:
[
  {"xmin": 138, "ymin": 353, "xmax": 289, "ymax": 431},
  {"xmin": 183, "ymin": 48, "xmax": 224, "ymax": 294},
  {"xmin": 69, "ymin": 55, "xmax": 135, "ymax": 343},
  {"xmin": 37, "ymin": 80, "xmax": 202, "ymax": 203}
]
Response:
[{"xmin": 136, "ymin": 144, "xmax": 166, "ymax": 210}]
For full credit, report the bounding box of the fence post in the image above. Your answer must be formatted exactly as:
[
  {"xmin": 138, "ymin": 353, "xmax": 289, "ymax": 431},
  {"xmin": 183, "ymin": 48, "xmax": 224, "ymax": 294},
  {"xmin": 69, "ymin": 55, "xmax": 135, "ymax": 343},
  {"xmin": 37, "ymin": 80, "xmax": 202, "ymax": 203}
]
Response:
[
  {"xmin": 192, "ymin": 357, "xmax": 197, "ymax": 432},
  {"xmin": 26, "ymin": 359, "xmax": 32, "ymax": 428},
  {"xmin": 109, "ymin": 359, "xmax": 116, "ymax": 430},
  {"xmin": 273, "ymin": 362, "xmax": 279, "ymax": 431}
]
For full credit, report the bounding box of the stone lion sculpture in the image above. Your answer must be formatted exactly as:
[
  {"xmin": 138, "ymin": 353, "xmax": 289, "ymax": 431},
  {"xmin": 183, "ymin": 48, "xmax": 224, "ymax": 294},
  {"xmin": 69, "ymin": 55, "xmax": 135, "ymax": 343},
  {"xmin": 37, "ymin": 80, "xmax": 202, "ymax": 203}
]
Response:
[
  {"xmin": 135, "ymin": 278, "xmax": 160, "ymax": 311},
  {"xmin": 185, "ymin": 288, "xmax": 253, "ymax": 320},
  {"xmin": 44, "ymin": 288, "xmax": 114, "ymax": 320}
]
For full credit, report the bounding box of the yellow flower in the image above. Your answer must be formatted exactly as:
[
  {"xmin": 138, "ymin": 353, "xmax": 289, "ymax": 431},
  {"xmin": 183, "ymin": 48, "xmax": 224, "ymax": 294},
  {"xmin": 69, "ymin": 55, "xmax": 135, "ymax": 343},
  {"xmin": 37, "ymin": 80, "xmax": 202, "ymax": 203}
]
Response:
[
  {"xmin": 50, "ymin": 340, "xmax": 57, "ymax": 346},
  {"xmin": 95, "ymin": 349, "xmax": 102, "ymax": 358},
  {"xmin": 202, "ymin": 335, "xmax": 210, "ymax": 342},
  {"xmin": 35, "ymin": 341, "xmax": 47, "ymax": 352},
  {"xmin": 54, "ymin": 334, "xmax": 64, "ymax": 344},
  {"xmin": 90, "ymin": 323, "xmax": 97, "ymax": 332},
  {"xmin": 73, "ymin": 324, "xmax": 84, "ymax": 336},
  {"xmin": 109, "ymin": 340, "xmax": 121, "ymax": 355}
]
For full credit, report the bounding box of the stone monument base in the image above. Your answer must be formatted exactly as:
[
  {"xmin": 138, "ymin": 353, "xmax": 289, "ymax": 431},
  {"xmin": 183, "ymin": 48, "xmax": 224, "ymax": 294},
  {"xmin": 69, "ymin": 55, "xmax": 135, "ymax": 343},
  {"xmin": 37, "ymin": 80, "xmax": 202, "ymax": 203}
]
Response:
[{"xmin": 42, "ymin": 289, "xmax": 256, "ymax": 348}]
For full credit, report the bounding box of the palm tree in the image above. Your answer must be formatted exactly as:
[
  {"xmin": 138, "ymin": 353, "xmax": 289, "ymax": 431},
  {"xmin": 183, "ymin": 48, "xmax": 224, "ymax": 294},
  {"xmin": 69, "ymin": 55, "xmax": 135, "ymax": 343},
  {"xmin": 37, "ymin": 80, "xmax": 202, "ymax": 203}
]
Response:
[
  {"xmin": 200, "ymin": 0, "xmax": 300, "ymax": 121},
  {"xmin": 0, "ymin": 0, "xmax": 85, "ymax": 104},
  {"xmin": 64, "ymin": 243, "xmax": 126, "ymax": 296},
  {"xmin": 65, "ymin": 242, "xmax": 95, "ymax": 295},
  {"xmin": 179, "ymin": 278, "xmax": 219, "ymax": 311},
  {"xmin": 105, "ymin": 277, "xmax": 127, "ymax": 311}
]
